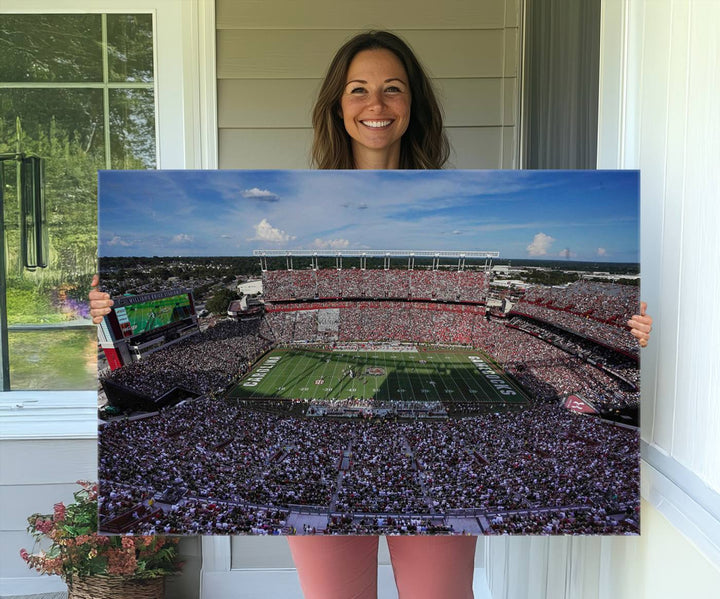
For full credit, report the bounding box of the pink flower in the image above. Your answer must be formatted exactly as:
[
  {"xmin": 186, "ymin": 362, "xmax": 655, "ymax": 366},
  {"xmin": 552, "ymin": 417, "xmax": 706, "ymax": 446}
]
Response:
[
  {"xmin": 121, "ymin": 536, "xmax": 135, "ymax": 549},
  {"xmin": 34, "ymin": 518, "xmax": 54, "ymax": 535},
  {"xmin": 19, "ymin": 548, "xmax": 29, "ymax": 562},
  {"xmin": 107, "ymin": 547, "xmax": 137, "ymax": 576},
  {"xmin": 53, "ymin": 503, "xmax": 66, "ymax": 522}
]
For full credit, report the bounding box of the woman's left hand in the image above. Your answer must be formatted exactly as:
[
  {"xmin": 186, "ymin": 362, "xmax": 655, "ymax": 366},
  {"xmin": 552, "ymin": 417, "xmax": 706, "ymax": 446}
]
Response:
[{"xmin": 628, "ymin": 301, "xmax": 652, "ymax": 348}]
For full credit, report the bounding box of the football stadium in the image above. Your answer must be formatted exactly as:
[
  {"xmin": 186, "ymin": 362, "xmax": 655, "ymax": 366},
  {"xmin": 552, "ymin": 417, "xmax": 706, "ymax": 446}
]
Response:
[{"xmin": 98, "ymin": 251, "xmax": 640, "ymax": 536}]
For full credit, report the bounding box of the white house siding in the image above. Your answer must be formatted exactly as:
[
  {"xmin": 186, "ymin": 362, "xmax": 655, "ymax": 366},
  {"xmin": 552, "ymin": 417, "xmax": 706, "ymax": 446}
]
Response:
[{"xmin": 0, "ymin": 438, "xmax": 96, "ymax": 596}]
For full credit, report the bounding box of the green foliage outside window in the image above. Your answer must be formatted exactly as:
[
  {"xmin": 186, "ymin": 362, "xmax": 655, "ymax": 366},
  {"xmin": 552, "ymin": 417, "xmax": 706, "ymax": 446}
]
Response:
[{"xmin": 0, "ymin": 13, "xmax": 155, "ymax": 389}]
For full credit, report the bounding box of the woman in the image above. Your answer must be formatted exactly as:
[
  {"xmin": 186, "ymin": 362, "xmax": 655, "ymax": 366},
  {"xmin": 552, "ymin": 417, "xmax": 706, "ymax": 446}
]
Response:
[{"xmin": 90, "ymin": 31, "xmax": 653, "ymax": 599}]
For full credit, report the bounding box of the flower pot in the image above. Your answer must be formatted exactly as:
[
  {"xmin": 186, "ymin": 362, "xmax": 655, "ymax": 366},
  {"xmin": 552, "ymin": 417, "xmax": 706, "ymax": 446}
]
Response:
[{"xmin": 67, "ymin": 575, "xmax": 164, "ymax": 599}]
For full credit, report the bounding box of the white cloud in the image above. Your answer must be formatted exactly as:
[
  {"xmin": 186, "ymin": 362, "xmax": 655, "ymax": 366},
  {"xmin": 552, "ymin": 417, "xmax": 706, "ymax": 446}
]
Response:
[
  {"xmin": 171, "ymin": 233, "xmax": 194, "ymax": 244},
  {"xmin": 249, "ymin": 219, "xmax": 295, "ymax": 243},
  {"xmin": 597, "ymin": 247, "xmax": 607, "ymax": 256},
  {"xmin": 220, "ymin": 234, "xmax": 232, "ymax": 239},
  {"xmin": 107, "ymin": 235, "xmax": 132, "ymax": 247},
  {"xmin": 527, "ymin": 232, "xmax": 555, "ymax": 256},
  {"xmin": 242, "ymin": 187, "xmax": 279, "ymax": 201},
  {"xmin": 312, "ymin": 238, "xmax": 350, "ymax": 250}
]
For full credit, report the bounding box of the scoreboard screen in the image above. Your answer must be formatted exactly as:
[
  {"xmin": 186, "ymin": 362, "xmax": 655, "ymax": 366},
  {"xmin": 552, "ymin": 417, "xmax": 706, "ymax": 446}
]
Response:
[{"xmin": 109, "ymin": 291, "xmax": 194, "ymax": 340}]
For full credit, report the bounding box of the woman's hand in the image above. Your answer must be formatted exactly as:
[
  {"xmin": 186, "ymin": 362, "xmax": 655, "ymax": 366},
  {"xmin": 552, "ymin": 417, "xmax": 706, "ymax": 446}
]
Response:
[
  {"xmin": 628, "ymin": 301, "xmax": 652, "ymax": 348},
  {"xmin": 89, "ymin": 274, "xmax": 113, "ymax": 324}
]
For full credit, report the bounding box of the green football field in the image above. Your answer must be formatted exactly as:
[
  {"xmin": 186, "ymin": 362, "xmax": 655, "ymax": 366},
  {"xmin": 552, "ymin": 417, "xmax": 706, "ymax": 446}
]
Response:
[{"xmin": 227, "ymin": 347, "xmax": 529, "ymax": 407}]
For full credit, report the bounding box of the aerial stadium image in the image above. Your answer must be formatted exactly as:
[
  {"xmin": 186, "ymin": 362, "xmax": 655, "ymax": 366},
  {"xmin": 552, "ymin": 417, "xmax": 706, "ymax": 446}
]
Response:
[{"xmin": 97, "ymin": 169, "xmax": 641, "ymax": 536}]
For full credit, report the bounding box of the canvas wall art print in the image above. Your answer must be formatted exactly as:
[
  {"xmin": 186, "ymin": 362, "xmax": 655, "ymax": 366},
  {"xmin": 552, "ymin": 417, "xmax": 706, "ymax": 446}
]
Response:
[{"xmin": 97, "ymin": 169, "xmax": 640, "ymax": 536}]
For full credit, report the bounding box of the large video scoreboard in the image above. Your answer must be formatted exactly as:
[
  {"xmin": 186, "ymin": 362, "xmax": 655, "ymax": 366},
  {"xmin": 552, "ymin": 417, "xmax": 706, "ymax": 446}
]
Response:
[
  {"xmin": 111, "ymin": 291, "xmax": 194, "ymax": 339},
  {"xmin": 98, "ymin": 289, "xmax": 197, "ymax": 370}
]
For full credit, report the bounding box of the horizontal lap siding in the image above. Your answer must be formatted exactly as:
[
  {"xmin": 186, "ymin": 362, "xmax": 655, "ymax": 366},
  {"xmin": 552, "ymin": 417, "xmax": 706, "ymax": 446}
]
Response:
[
  {"xmin": 216, "ymin": 0, "xmax": 515, "ymax": 30},
  {"xmin": 0, "ymin": 439, "xmax": 97, "ymax": 580},
  {"xmin": 216, "ymin": 0, "xmax": 521, "ymax": 169},
  {"xmin": 219, "ymin": 79, "xmax": 515, "ymax": 128},
  {"xmin": 218, "ymin": 30, "xmax": 511, "ymax": 79}
]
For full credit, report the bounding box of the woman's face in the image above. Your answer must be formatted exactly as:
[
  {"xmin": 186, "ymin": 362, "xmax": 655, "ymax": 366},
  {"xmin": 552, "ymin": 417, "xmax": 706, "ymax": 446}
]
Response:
[{"xmin": 340, "ymin": 49, "xmax": 411, "ymax": 164}]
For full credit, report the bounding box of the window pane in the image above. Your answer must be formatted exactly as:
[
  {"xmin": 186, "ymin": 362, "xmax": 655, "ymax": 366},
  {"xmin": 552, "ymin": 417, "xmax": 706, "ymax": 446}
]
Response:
[
  {"xmin": 0, "ymin": 14, "xmax": 103, "ymax": 82},
  {"xmin": 1, "ymin": 88, "xmax": 103, "ymax": 281},
  {"xmin": 107, "ymin": 14, "xmax": 154, "ymax": 83},
  {"xmin": 2, "ymin": 88, "xmax": 101, "ymax": 389},
  {"xmin": 8, "ymin": 329, "xmax": 97, "ymax": 390},
  {"xmin": 110, "ymin": 89, "xmax": 156, "ymax": 169},
  {"xmin": 1, "ymin": 12, "xmax": 156, "ymax": 390},
  {"xmin": 0, "ymin": 89, "xmax": 106, "ymax": 163}
]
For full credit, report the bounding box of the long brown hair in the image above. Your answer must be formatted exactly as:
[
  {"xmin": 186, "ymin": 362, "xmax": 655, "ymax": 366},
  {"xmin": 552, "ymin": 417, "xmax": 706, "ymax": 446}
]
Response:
[{"xmin": 311, "ymin": 31, "xmax": 449, "ymax": 170}]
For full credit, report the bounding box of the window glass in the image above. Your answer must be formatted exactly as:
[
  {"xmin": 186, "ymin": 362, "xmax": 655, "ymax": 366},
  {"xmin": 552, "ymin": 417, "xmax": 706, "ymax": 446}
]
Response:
[
  {"xmin": 8, "ymin": 329, "xmax": 97, "ymax": 390},
  {"xmin": 109, "ymin": 88, "xmax": 156, "ymax": 169},
  {"xmin": 0, "ymin": 14, "xmax": 103, "ymax": 82},
  {"xmin": 0, "ymin": 13, "xmax": 155, "ymax": 390},
  {"xmin": 107, "ymin": 14, "xmax": 154, "ymax": 83}
]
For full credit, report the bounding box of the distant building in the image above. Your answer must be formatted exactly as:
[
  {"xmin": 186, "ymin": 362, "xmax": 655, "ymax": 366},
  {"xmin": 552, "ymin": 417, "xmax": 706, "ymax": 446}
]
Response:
[
  {"xmin": 237, "ymin": 279, "xmax": 263, "ymax": 296},
  {"xmin": 228, "ymin": 295, "xmax": 265, "ymax": 318},
  {"xmin": 490, "ymin": 279, "xmax": 531, "ymax": 290}
]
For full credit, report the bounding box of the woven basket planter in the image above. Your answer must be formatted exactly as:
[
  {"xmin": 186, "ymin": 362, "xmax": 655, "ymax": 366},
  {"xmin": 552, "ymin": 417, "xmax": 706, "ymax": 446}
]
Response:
[{"xmin": 67, "ymin": 575, "xmax": 164, "ymax": 599}]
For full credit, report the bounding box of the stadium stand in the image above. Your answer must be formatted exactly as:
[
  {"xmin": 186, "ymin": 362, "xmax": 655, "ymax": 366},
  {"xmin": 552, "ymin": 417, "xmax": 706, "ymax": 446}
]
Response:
[{"xmin": 98, "ymin": 268, "xmax": 640, "ymax": 535}]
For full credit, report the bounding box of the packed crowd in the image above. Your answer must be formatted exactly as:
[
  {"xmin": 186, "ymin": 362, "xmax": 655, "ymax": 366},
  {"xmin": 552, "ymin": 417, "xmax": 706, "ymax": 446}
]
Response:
[
  {"xmin": 307, "ymin": 398, "xmax": 446, "ymax": 417},
  {"xmin": 97, "ymin": 276, "xmax": 641, "ymax": 535},
  {"xmin": 483, "ymin": 326, "xmax": 639, "ymax": 411},
  {"xmin": 263, "ymin": 268, "xmax": 488, "ymax": 303},
  {"xmin": 133, "ymin": 499, "xmax": 289, "ymax": 535},
  {"xmin": 98, "ymin": 481, "xmax": 152, "ymax": 521},
  {"xmin": 335, "ymin": 423, "xmax": 429, "ymax": 514},
  {"xmin": 100, "ymin": 319, "xmax": 274, "ymax": 399},
  {"xmin": 266, "ymin": 301, "xmax": 493, "ymax": 347},
  {"xmin": 519, "ymin": 281, "xmax": 639, "ymax": 325},
  {"xmin": 485, "ymin": 506, "xmax": 639, "ymax": 535},
  {"xmin": 507, "ymin": 316, "xmax": 639, "ymax": 390},
  {"xmin": 325, "ymin": 515, "xmax": 455, "ymax": 535},
  {"xmin": 99, "ymin": 397, "xmax": 639, "ymax": 535},
  {"xmin": 267, "ymin": 301, "xmax": 639, "ymax": 411},
  {"xmin": 512, "ymin": 281, "xmax": 640, "ymax": 354},
  {"xmin": 405, "ymin": 407, "xmax": 638, "ymax": 515}
]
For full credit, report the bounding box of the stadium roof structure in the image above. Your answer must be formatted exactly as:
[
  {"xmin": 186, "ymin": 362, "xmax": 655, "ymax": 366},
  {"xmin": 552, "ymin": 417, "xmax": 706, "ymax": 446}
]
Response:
[
  {"xmin": 253, "ymin": 250, "xmax": 499, "ymax": 258},
  {"xmin": 253, "ymin": 249, "xmax": 500, "ymax": 270}
]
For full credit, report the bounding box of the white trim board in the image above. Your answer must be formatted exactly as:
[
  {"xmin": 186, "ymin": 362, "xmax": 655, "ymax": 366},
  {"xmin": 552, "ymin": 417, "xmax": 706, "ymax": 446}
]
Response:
[
  {"xmin": 641, "ymin": 449, "xmax": 720, "ymax": 568},
  {"xmin": 0, "ymin": 392, "xmax": 96, "ymax": 440},
  {"xmin": 201, "ymin": 566, "xmax": 492, "ymax": 599}
]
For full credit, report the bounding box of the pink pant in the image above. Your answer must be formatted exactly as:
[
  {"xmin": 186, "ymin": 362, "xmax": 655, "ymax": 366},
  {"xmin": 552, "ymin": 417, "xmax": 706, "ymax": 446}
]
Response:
[{"xmin": 287, "ymin": 536, "xmax": 477, "ymax": 599}]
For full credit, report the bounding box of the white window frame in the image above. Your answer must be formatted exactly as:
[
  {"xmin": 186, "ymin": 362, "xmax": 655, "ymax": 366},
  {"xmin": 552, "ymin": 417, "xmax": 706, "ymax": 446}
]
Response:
[{"xmin": 0, "ymin": 0, "xmax": 217, "ymax": 441}]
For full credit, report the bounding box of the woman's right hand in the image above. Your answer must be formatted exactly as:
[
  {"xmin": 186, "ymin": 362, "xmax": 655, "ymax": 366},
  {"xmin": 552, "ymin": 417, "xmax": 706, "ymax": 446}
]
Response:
[
  {"xmin": 89, "ymin": 274, "xmax": 113, "ymax": 324},
  {"xmin": 627, "ymin": 301, "xmax": 652, "ymax": 348}
]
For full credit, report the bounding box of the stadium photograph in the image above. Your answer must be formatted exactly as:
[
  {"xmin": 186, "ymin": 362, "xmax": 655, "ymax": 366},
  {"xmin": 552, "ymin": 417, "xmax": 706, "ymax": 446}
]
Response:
[{"xmin": 97, "ymin": 169, "xmax": 641, "ymax": 536}]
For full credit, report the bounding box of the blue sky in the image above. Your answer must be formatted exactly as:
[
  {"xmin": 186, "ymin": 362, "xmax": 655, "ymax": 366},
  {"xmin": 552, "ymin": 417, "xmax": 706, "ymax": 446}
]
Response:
[{"xmin": 99, "ymin": 170, "xmax": 639, "ymax": 262}]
